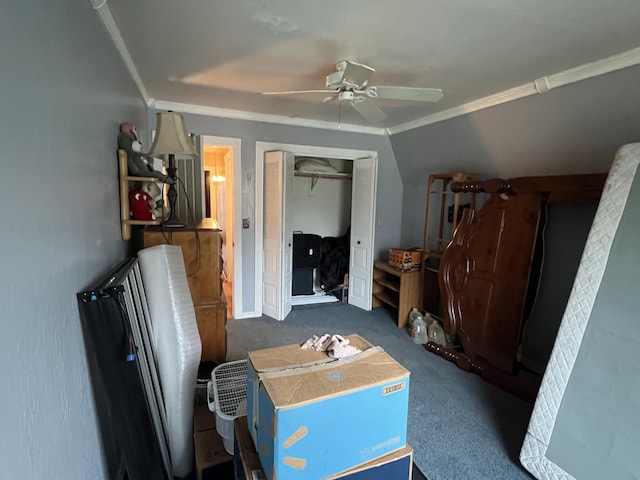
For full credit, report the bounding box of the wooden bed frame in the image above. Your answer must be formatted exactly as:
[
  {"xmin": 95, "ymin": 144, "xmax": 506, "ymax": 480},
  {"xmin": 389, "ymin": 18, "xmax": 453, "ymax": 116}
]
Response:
[{"xmin": 426, "ymin": 173, "xmax": 607, "ymax": 400}]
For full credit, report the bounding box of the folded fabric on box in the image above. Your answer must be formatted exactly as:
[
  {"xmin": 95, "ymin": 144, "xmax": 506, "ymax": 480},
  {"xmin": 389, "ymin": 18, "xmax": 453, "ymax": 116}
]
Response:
[{"xmin": 300, "ymin": 334, "xmax": 362, "ymax": 359}]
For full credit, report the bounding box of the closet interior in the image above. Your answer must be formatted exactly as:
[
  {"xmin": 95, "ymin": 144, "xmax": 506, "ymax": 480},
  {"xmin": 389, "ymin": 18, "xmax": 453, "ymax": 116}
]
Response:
[{"xmin": 290, "ymin": 156, "xmax": 353, "ymax": 306}]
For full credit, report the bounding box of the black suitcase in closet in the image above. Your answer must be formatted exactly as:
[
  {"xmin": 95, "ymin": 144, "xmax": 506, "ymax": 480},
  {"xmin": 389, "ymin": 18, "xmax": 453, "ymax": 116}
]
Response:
[{"xmin": 292, "ymin": 233, "xmax": 322, "ymax": 295}]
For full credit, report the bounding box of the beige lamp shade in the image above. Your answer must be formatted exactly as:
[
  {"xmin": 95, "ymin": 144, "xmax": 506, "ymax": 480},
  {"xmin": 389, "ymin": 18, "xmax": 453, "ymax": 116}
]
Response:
[{"xmin": 148, "ymin": 111, "xmax": 198, "ymax": 156}]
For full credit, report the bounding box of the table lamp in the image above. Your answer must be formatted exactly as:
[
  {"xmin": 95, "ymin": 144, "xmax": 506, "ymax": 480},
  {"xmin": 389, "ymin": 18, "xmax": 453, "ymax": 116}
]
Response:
[{"xmin": 148, "ymin": 111, "xmax": 198, "ymax": 227}]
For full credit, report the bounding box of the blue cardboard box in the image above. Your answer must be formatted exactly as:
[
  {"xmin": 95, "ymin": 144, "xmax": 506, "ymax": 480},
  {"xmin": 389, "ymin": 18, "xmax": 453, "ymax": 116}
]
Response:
[
  {"xmin": 235, "ymin": 416, "xmax": 413, "ymax": 480},
  {"xmin": 246, "ymin": 334, "xmax": 374, "ymax": 445},
  {"xmin": 249, "ymin": 343, "xmax": 410, "ymax": 480}
]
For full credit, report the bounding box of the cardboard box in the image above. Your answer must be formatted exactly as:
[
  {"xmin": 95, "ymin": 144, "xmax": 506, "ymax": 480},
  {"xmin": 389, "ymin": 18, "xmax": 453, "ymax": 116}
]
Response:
[
  {"xmin": 248, "ymin": 338, "xmax": 410, "ymax": 480},
  {"xmin": 195, "ymin": 427, "xmax": 234, "ymax": 480},
  {"xmin": 328, "ymin": 445, "xmax": 413, "ymax": 480},
  {"xmin": 235, "ymin": 416, "xmax": 264, "ymax": 480},
  {"xmin": 194, "ymin": 403, "xmax": 217, "ymax": 433},
  {"xmin": 234, "ymin": 416, "xmax": 413, "ymax": 480},
  {"xmin": 247, "ymin": 334, "xmax": 373, "ymax": 445},
  {"xmin": 388, "ymin": 249, "xmax": 422, "ymax": 271}
]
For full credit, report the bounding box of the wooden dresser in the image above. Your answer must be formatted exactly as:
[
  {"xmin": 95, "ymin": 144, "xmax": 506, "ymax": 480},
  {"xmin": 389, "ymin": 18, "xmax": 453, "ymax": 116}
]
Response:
[{"xmin": 143, "ymin": 218, "xmax": 227, "ymax": 364}]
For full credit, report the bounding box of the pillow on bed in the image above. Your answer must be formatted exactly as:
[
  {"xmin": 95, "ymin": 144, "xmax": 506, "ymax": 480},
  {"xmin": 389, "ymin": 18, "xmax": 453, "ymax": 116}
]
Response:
[{"xmin": 295, "ymin": 157, "xmax": 338, "ymax": 174}]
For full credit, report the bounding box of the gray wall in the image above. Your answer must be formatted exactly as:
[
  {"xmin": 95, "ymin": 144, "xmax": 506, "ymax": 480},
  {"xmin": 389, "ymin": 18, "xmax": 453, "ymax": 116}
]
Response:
[
  {"xmin": 0, "ymin": 1, "xmax": 148, "ymax": 478},
  {"xmin": 393, "ymin": 65, "xmax": 640, "ymax": 247},
  {"xmin": 149, "ymin": 111, "xmax": 401, "ymax": 314}
]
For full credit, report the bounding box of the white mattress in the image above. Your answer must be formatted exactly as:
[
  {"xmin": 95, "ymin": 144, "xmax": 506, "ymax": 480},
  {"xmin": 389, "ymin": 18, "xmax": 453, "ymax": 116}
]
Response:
[
  {"xmin": 138, "ymin": 244, "xmax": 202, "ymax": 478},
  {"xmin": 519, "ymin": 143, "xmax": 640, "ymax": 479}
]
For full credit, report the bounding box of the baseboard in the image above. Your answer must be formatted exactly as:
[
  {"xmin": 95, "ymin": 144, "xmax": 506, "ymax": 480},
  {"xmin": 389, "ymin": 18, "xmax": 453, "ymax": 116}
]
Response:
[{"xmin": 232, "ymin": 311, "xmax": 259, "ymax": 320}]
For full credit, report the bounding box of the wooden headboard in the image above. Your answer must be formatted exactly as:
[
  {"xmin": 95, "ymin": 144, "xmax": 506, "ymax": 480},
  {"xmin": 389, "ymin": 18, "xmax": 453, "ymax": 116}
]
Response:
[{"xmin": 431, "ymin": 173, "xmax": 606, "ymax": 399}]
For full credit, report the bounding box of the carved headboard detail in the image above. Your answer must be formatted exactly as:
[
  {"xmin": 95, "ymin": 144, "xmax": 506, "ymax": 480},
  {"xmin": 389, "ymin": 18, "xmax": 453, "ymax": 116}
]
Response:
[{"xmin": 431, "ymin": 173, "xmax": 607, "ymax": 400}]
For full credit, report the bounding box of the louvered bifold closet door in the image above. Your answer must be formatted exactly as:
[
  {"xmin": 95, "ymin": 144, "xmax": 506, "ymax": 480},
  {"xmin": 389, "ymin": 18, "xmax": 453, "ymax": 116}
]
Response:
[{"xmin": 262, "ymin": 151, "xmax": 294, "ymax": 321}]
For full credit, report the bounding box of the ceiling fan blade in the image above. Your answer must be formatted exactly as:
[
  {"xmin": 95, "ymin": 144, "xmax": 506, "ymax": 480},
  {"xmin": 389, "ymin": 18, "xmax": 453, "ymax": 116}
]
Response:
[
  {"xmin": 351, "ymin": 98, "xmax": 387, "ymax": 124},
  {"xmin": 341, "ymin": 61, "xmax": 375, "ymax": 88},
  {"xmin": 261, "ymin": 89, "xmax": 336, "ymax": 96},
  {"xmin": 367, "ymin": 86, "xmax": 444, "ymax": 102}
]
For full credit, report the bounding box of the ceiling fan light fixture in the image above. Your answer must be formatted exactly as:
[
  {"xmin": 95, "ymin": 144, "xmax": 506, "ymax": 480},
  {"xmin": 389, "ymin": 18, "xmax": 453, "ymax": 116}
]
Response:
[{"xmin": 338, "ymin": 91, "xmax": 354, "ymax": 102}]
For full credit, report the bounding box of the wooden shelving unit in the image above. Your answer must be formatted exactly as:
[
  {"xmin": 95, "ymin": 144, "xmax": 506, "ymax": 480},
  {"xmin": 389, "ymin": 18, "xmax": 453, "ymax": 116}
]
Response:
[
  {"xmin": 421, "ymin": 172, "xmax": 477, "ymax": 313},
  {"xmin": 423, "ymin": 172, "xmax": 477, "ymax": 255},
  {"xmin": 372, "ymin": 260, "xmax": 421, "ymax": 328},
  {"xmin": 118, "ymin": 149, "xmax": 161, "ymax": 241}
]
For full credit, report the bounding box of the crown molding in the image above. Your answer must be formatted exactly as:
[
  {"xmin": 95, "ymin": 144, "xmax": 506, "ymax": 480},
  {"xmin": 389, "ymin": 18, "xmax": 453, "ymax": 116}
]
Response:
[
  {"xmin": 389, "ymin": 46, "xmax": 640, "ymax": 135},
  {"xmin": 388, "ymin": 83, "xmax": 539, "ymax": 135},
  {"xmin": 543, "ymin": 45, "xmax": 640, "ymax": 89},
  {"xmin": 150, "ymin": 100, "xmax": 387, "ymax": 135},
  {"xmin": 91, "ymin": 1, "xmax": 150, "ymax": 105}
]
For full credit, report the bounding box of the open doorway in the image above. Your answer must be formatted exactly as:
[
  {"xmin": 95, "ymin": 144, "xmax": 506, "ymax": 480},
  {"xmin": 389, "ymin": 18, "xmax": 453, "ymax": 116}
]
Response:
[{"xmin": 201, "ymin": 136, "xmax": 241, "ymax": 319}]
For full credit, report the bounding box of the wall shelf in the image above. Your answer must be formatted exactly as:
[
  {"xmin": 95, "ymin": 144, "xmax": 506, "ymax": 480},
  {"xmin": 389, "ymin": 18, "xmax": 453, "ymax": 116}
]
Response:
[{"xmin": 118, "ymin": 149, "xmax": 161, "ymax": 241}]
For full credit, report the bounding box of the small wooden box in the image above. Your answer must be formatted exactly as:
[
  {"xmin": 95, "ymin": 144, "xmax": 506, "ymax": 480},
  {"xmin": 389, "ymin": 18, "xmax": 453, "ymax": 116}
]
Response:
[{"xmin": 389, "ymin": 248, "xmax": 422, "ymax": 271}]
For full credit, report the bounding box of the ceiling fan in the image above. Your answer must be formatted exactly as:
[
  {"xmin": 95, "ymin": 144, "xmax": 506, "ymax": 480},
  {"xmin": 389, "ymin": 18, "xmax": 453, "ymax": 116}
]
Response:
[{"xmin": 262, "ymin": 60, "xmax": 444, "ymax": 123}]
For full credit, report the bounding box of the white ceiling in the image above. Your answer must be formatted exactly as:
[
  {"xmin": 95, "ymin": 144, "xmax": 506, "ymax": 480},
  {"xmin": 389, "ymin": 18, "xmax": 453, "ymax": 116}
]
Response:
[{"xmin": 100, "ymin": 0, "xmax": 640, "ymax": 133}]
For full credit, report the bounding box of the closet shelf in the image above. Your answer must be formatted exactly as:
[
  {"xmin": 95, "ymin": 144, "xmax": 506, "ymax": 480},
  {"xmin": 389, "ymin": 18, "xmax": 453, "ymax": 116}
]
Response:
[
  {"xmin": 294, "ymin": 170, "xmax": 352, "ymax": 192},
  {"xmin": 294, "ymin": 171, "xmax": 352, "ymax": 180}
]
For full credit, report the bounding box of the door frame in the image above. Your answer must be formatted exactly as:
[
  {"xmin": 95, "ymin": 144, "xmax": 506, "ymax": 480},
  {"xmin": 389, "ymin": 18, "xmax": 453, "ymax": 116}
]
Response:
[
  {"xmin": 201, "ymin": 135, "xmax": 242, "ymax": 319},
  {"xmin": 255, "ymin": 142, "xmax": 378, "ymax": 317}
]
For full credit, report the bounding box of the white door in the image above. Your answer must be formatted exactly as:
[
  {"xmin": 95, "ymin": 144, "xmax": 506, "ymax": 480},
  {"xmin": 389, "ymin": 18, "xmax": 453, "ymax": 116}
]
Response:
[
  {"xmin": 348, "ymin": 157, "xmax": 377, "ymax": 310},
  {"xmin": 262, "ymin": 151, "xmax": 294, "ymax": 321}
]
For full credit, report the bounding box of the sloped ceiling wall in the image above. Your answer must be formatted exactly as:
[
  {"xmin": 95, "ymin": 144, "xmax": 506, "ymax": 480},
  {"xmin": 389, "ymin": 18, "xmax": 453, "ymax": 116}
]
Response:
[
  {"xmin": 393, "ymin": 64, "xmax": 640, "ymax": 181},
  {"xmin": 394, "ymin": 64, "xmax": 640, "ymax": 245}
]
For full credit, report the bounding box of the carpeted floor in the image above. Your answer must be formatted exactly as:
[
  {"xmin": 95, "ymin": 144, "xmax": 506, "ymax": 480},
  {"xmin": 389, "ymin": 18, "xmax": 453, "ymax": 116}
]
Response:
[{"xmin": 226, "ymin": 302, "xmax": 535, "ymax": 480}]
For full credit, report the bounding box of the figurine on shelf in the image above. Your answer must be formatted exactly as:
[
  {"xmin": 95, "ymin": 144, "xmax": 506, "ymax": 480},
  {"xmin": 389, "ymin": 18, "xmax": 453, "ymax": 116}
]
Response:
[
  {"xmin": 129, "ymin": 189, "xmax": 155, "ymax": 221},
  {"xmin": 129, "ymin": 182, "xmax": 170, "ymax": 221},
  {"xmin": 142, "ymin": 181, "xmax": 170, "ymax": 221},
  {"xmin": 118, "ymin": 122, "xmax": 174, "ymax": 184}
]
